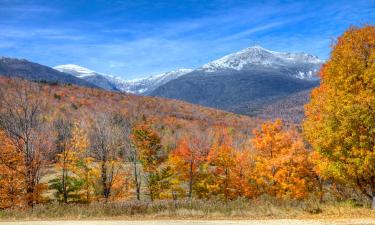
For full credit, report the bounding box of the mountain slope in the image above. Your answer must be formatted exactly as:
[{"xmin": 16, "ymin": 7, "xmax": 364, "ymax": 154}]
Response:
[
  {"xmin": 256, "ymin": 89, "xmax": 313, "ymax": 123},
  {"xmin": 151, "ymin": 46, "xmax": 323, "ymax": 116},
  {"xmin": 54, "ymin": 64, "xmax": 120, "ymax": 91},
  {"xmin": 115, "ymin": 69, "xmax": 193, "ymax": 94},
  {"xmin": 0, "ymin": 57, "xmax": 97, "ymax": 88},
  {"xmin": 0, "ymin": 76, "xmax": 258, "ymax": 139},
  {"xmin": 54, "ymin": 64, "xmax": 193, "ymax": 94}
]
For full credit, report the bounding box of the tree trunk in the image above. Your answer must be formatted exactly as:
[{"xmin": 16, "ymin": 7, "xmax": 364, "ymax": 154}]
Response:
[
  {"xmin": 26, "ymin": 180, "xmax": 35, "ymax": 207},
  {"xmin": 188, "ymin": 161, "xmax": 193, "ymax": 200},
  {"xmin": 372, "ymin": 193, "xmax": 375, "ymax": 210},
  {"xmin": 63, "ymin": 169, "xmax": 68, "ymax": 203},
  {"xmin": 101, "ymin": 161, "xmax": 109, "ymax": 200},
  {"xmin": 26, "ymin": 161, "xmax": 35, "ymax": 207},
  {"xmin": 133, "ymin": 151, "xmax": 141, "ymax": 200}
]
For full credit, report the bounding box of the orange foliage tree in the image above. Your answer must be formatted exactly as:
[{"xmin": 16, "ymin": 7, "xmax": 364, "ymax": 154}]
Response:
[
  {"xmin": 232, "ymin": 149, "xmax": 256, "ymax": 198},
  {"xmin": 0, "ymin": 130, "xmax": 25, "ymax": 208},
  {"xmin": 207, "ymin": 128, "xmax": 237, "ymax": 200},
  {"xmin": 252, "ymin": 120, "xmax": 317, "ymax": 200},
  {"xmin": 0, "ymin": 80, "xmax": 51, "ymax": 207},
  {"xmin": 168, "ymin": 132, "xmax": 209, "ymax": 199}
]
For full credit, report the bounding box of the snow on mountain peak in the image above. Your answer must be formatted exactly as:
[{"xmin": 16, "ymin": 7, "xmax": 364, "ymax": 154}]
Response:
[
  {"xmin": 200, "ymin": 45, "xmax": 324, "ymax": 75},
  {"xmin": 117, "ymin": 68, "xmax": 193, "ymax": 94},
  {"xmin": 54, "ymin": 64, "xmax": 97, "ymax": 78}
]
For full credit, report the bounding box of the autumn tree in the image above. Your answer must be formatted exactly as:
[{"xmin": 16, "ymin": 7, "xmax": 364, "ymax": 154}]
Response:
[
  {"xmin": 303, "ymin": 25, "xmax": 375, "ymax": 207},
  {"xmin": 168, "ymin": 131, "xmax": 209, "ymax": 200},
  {"xmin": 112, "ymin": 113, "xmax": 141, "ymax": 200},
  {"xmin": 232, "ymin": 149, "xmax": 256, "ymax": 198},
  {"xmin": 75, "ymin": 156, "xmax": 100, "ymax": 203},
  {"xmin": 0, "ymin": 79, "xmax": 51, "ymax": 207},
  {"xmin": 252, "ymin": 120, "xmax": 316, "ymax": 200},
  {"xmin": 207, "ymin": 128, "xmax": 237, "ymax": 200},
  {"xmin": 0, "ymin": 130, "xmax": 25, "ymax": 208},
  {"xmin": 49, "ymin": 121, "xmax": 89, "ymax": 203},
  {"xmin": 131, "ymin": 123, "xmax": 166, "ymax": 201},
  {"xmin": 90, "ymin": 113, "xmax": 124, "ymax": 201}
]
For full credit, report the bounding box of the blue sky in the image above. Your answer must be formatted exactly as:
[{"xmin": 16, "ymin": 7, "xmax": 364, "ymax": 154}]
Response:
[{"xmin": 0, "ymin": 0, "xmax": 374, "ymax": 79}]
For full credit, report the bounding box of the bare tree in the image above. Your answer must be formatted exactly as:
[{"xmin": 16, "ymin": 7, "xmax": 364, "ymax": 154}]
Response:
[
  {"xmin": 112, "ymin": 113, "xmax": 142, "ymax": 201},
  {"xmin": 89, "ymin": 112, "xmax": 123, "ymax": 201},
  {"xmin": 0, "ymin": 79, "xmax": 51, "ymax": 207},
  {"xmin": 123, "ymin": 105, "xmax": 149, "ymax": 201},
  {"xmin": 129, "ymin": 143, "xmax": 142, "ymax": 200}
]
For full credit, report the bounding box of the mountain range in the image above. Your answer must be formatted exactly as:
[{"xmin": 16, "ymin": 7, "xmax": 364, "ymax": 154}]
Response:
[
  {"xmin": 0, "ymin": 45, "xmax": 324, "ymax": 122},
  {"xmin": 54, "ymin": 64, "xmax": 193, "ymax": 95}
]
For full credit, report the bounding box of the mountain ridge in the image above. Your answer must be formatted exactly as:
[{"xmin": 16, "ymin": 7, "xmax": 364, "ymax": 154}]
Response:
[
  {"xmin": 0, "ymin": 57, "xmax": 98, "ymax": 88},
  {"xmin": 198, "ymin": 45, "xmax": 323, "ymax": 80},
  {"xmin": 54, "ymin": 64, "xmax": 193, "ymax": 94}
]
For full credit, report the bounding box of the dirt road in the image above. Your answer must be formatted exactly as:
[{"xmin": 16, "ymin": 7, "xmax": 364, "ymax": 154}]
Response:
[{"xmin": 1, "ymin": 219, "xmax": 375, "ymax": 225}]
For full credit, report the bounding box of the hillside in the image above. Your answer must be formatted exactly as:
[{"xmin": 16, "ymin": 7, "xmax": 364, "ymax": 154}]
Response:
[
  {"xmin": 0, "ymin": 77, "xmax": 259, "ymax": 140},
  {"xmin": 255, "ymin": 89, "xmax": 313, "ymax": 123}
]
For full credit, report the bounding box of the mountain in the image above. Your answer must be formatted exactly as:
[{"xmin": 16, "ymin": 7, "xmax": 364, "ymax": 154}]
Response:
[
  {"xmin": 151, "ymin": 46, "xmax": 323, "ymax": 117},
  {"xmin": 114, "ymin": 69, "xmax": 193, "ymax": 94},
  {"xmin": 54, "ymin": 64, "xmax": 120, "ymax": 91},
  {"xmin": 0, "ymin": 57, "xmax": 97, "ymax": 88},
  {"xmin": 54, "ymin": 64, "xmax": 193, "ymax": 94},
  {"xmin": 199, "ymin": 45, "xmax": 322, "ymax": 80}
]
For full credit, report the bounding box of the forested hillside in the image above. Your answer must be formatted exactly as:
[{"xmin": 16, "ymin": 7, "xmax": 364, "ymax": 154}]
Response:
[{"xmin": 0, "ymin": 76, "xmax": 260, "ymax": 207}]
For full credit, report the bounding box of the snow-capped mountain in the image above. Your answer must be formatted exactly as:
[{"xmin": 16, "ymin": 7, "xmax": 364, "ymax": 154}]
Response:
[
  {"xmin": 114, "ymin": 69, "xmax": 193, "ymax": 94},
  {"xmin": 54, "ymin": 64, "xmax": 98, "ymax": 78},
  {"xmin": 151, "ymin": 45, "xmax": 324, "ymax": 116},
  {"xmin": 54, "ymin": 64, "xmax": 121, "ymax": 91},
  {"xmin": 199, "ymin": 45, "xmax": 324, "ymax": 80},
  {"xmin": 53, "ymin": 64, "xmax": 193, "ymax": 94}
]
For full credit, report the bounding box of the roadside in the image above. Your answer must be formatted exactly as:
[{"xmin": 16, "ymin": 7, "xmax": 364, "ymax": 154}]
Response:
[{"xmin": 2, "ymin": 219, "xmax": 375, "ymax": 225}]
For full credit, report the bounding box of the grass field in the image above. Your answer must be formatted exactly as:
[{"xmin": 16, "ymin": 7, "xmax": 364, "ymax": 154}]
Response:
[{"xmin": 1, "ymin": 198, "xmax": 374, "ymax": 221}]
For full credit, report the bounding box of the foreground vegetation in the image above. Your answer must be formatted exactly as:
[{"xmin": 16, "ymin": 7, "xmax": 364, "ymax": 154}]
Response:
[
  {"xmin": 1, "ymin": 198, "xmax": 375, "ymax": 220},
  {"xmin": 0, "ymin": 25, "xmax": 374, "ymax": 219}
]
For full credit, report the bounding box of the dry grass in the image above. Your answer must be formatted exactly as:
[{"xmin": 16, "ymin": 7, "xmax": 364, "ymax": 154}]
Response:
[{"xmin": 1, "ymin": 197, "xmax": 375, "ymax": 221}]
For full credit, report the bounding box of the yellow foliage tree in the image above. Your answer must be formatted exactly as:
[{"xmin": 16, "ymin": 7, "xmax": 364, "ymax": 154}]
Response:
[
  {"xmin": 303, "ymin": 25, "xmax": 375, "ymax": 207},
  {"xmin": 50, "ymin": 122, "xmax": 90, "ymax": 203},
  {"xmin": 131, "ymin": 124, "xmax": 166, "ymax": 201}
]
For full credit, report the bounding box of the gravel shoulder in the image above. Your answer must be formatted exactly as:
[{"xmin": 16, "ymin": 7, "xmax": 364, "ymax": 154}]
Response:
[{"xmin": 1, "ymin": 219, "xmax": 375, "ymax": 225}]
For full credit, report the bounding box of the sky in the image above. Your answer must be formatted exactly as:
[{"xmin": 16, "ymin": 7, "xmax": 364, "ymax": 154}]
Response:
[{"xmin": 0, "ymin": 0, "xmax": 374, "ymax": 79}]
